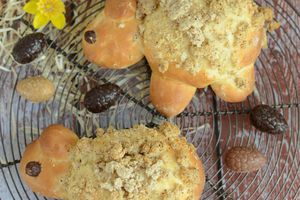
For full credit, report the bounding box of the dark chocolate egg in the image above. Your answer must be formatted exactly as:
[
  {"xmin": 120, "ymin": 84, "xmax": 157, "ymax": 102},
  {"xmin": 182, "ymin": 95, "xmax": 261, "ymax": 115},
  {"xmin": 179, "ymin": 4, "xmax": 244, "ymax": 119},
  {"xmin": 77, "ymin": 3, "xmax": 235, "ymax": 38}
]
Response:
[
  {"xmin": 12, "ymin": 33, "xmax": 47, "ymax": 64},
  {"xmin": 84, "ymin": 83, "xmax": 122, "ymax": 113}
]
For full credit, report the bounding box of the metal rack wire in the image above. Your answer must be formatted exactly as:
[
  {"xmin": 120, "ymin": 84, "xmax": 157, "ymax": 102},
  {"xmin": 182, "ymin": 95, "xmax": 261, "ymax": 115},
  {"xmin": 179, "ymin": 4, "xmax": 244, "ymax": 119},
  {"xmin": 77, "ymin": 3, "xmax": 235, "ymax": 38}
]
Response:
[{"xmin": 0, "ymin": 0, "xmax": 299, "ymax": 199}]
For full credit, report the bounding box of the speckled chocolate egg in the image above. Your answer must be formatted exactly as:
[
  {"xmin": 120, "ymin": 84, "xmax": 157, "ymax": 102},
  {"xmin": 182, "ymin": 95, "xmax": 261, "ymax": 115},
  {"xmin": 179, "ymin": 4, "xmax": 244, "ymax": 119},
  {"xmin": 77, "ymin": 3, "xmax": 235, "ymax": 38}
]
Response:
[
  {"xmin": 225, "ymin": 146, "xmax": 267, "ymax": 173},
  {"xmin": 250, "ymin": 105, "xmax": 288, "ymax": 134},
  {"xmin": 12, "ymin": 33, "xmax": 47, "ymax": 64}
]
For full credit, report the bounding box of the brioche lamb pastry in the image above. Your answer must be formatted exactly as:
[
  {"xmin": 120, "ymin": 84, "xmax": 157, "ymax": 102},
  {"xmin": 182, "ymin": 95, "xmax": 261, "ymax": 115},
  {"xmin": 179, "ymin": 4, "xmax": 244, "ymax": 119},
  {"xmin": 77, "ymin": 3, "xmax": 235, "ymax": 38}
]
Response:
[
  {"xmin": 20, "ymin": 123, "xmax": 205, "ymax": 200},
  {"xmin": 83, "ymin": 0, "xmax": 279, "ymax": 117},
  {"xmin": 19, "ymin": 125, "xmax": 79, "ymax": 198},
  {"xmin": 82, "ymin": 0, "xmax": 144, "ymax": 68}
]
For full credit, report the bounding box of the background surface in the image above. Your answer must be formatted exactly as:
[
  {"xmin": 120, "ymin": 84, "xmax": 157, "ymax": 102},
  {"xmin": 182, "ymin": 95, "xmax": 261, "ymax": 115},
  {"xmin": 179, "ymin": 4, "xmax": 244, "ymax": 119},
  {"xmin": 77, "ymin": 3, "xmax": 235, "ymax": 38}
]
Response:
[{"xmin": 0, "ymin": 0, "xmax": 299, "ymax": 199}]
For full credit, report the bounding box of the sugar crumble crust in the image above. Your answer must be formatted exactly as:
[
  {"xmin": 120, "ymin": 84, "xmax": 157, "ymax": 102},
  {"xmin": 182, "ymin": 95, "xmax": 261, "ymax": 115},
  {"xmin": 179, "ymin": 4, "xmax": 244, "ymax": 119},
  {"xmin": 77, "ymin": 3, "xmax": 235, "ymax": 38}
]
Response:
[
  {"xmin": 137, "ymin": 0, "xmax": 279, "ymax": 76},
  {"xmin": 60, "ymin": 123, "xmax": 202, "ymax": 200}
]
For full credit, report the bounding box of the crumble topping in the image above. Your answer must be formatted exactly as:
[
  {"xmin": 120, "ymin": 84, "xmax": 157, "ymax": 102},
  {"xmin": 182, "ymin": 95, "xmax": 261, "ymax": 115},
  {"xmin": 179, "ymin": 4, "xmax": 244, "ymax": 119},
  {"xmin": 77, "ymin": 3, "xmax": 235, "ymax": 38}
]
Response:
[
  {"xmin": 138, "ymin": 0, "xmax": 279, "ymax": 76},
  {"xmin": 61, "ymin": 123, "xmax": 202, "ymax": 200}
]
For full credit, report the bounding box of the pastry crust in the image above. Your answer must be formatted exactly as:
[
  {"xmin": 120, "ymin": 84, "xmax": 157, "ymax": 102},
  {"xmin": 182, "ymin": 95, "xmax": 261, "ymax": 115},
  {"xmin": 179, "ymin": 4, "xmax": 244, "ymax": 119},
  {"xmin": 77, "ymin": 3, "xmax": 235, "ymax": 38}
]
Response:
[
  {"xmin": 82, "ymin": 0, "xmax": 144, "ymax": 68},
  {"xmin": 211, "ymin": 64, "xmax": 256, "ymax": 102},
  {"xmin": 146, "ymin": 28, "xmax": 263, "ymax": 89},
  {"xmin": 19, "ymin": 123, "xmax": 205, "ymax": 200},
  {"xmin": 145, "ymin": 45, "xmax": 213, "ymax": 89},
  {"xmin": 150, "ymin": 73, "xmax": 197, "ymax": 117}
]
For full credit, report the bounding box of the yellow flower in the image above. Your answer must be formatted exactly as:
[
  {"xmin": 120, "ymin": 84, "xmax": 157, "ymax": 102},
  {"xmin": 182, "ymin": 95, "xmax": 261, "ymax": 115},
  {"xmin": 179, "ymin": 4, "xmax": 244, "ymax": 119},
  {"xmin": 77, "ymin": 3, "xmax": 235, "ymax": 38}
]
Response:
[{"xmin": 23, "ymin": 0, "xmax": 66, "ymax": 30}]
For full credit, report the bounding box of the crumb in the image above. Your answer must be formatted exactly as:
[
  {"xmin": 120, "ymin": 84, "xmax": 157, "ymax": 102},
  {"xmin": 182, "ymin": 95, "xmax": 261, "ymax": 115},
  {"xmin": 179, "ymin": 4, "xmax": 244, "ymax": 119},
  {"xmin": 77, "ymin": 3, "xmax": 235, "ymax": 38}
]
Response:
[
  {"xmin": 234, "ymin": 77, "xmax": 246, "ymax": 89},
  {"xmin": 118, "ymin": 23, "xmax": 125, "ymax": 28},
  {"xmin": 267, "ymin": 21, "xmax": 280, "ymax": 32},
  {"xmin": 96, "ymin": 128, "xmax": 104, "ymax": 137},
  {"xmin": 136, "ymin": 0, "xmax": 158, "ymax": 20},
  {"xmin": 161, "ymin": 0, "xmax": 191, "ymax": 20}
]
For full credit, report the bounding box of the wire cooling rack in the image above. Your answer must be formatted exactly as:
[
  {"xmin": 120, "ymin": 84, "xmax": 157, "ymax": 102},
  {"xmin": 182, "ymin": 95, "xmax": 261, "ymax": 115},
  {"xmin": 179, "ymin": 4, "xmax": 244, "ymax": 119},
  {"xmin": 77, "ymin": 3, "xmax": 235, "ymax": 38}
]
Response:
[{"xmin": 0, "ymin": 0, "xmax": 299, "ymax": 199}]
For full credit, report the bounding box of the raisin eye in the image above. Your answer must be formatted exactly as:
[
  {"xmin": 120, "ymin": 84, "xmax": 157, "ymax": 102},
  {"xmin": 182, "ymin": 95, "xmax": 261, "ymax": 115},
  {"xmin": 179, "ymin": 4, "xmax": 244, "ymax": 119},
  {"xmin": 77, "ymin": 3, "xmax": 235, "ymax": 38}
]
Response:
[
  {"xmin": 84, "ymin": 31, "xmax": 96, "ymax": 44},
  {"xmin": 25, "ymin": 161, "xmax": 41, "ymax": 177}
]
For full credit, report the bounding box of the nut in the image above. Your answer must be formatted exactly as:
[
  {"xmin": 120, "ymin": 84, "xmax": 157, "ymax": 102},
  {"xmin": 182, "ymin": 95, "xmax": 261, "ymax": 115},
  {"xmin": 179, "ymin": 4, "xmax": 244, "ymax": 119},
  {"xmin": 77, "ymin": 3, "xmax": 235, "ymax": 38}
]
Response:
[
  {"xmin": 16, "ymin": 76, "xmax": 55, "ymax": 103},
  {"xmin": 225, "ymin": 146, "xmax": 266, "ymax": 173}
]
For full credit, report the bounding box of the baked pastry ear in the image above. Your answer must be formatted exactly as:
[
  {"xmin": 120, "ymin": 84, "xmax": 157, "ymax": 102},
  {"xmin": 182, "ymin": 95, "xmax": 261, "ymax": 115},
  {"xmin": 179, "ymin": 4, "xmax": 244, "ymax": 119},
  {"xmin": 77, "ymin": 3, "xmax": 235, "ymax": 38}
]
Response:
[
  {"xmin": 82, "ymin": 0, "xmax": 144, "ymax": 69},
  {"xmin": 236, "ymin": 29, "xmax": 264, "ymax": 68},
  {"xmin": 222, "ymin": 29, "xmax": 262, "ymax": 102},
  {"xmin": 150, "ymin": 73, "xmax": 196, "ymax": 117},
  {"xmin": 211, "ymin": 64, "xmax": 255, "ymax": 102},
  {"xmin": 19, "ymin": 125, "xmax": 78, "ymax": 198}
]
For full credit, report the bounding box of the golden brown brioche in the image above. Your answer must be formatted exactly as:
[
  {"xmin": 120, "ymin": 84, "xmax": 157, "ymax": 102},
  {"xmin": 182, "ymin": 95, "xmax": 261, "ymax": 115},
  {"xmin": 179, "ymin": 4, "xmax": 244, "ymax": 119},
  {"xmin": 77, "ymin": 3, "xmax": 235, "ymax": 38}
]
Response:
[
  {"xmin": 20, "ymin": 123, "xmax": 205, "ymax": 200},
  {"xmin": 19, "ymin": 125, "xmax": 78, "ymax": 198},
  {"xmin": 82, "ymin": 0, "xmax": 144, "ymax": 69},
  {"xmin": 138, "ymin": 0, "xmax": 279, "ymax": 117},
  {"xmin": 236, "ymin": 29, "xmax": 265, "ymax": 68},
  {"xmin": 211, "ymin": 64, "xmax": 256, "ymax": 102},
  {"xmin": 150, "ymin": 73, "xmax": 197, "ymax": 117}
]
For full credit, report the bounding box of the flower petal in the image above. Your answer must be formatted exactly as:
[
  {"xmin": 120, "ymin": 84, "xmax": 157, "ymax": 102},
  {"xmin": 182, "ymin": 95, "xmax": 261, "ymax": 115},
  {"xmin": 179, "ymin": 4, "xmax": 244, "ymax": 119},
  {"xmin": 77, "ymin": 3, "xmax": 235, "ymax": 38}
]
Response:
[
  {"xmin": 33, "ymin": 14, "xmax": 49, "ymax": 29},
  {"xmin": 50, "ymin": 13, "xmax": 66, "ymax": 30},
  {"xmin": 23, "ymin": 0, "xmax": 39, "ymax": 14},
  {"xmin": 55, "ymin": 0, "xmax": 66, "ymax": 13}
]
